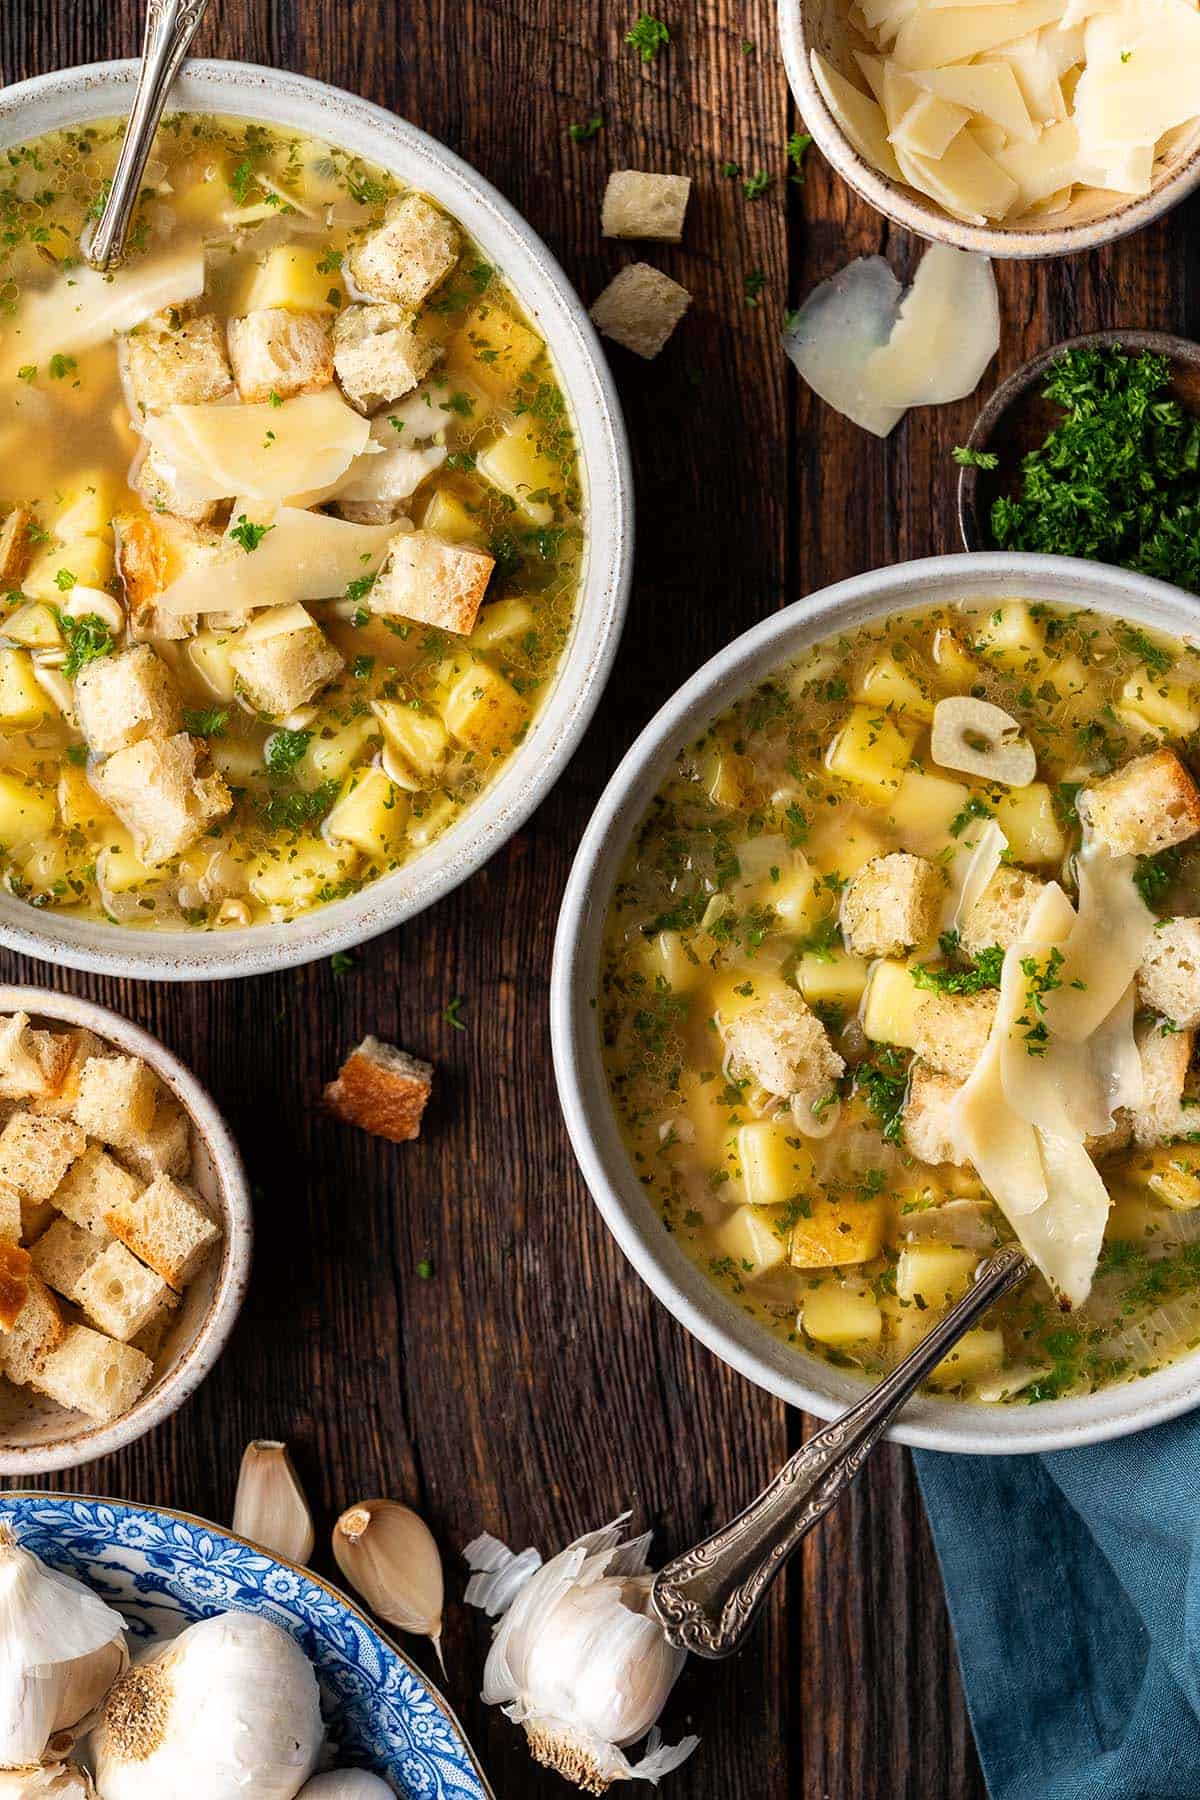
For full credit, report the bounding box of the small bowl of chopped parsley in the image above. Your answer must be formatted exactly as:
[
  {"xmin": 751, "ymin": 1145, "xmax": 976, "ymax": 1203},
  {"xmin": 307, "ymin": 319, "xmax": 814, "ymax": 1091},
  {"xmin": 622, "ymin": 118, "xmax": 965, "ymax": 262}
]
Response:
[{"xmin": 957, "ymin": 332, "xmax": 1200, "ymax": 594}]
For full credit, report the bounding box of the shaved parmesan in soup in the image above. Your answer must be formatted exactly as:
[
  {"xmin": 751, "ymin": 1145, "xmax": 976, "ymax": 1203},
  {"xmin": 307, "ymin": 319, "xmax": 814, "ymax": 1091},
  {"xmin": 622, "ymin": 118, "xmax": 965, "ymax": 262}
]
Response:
[
  {"xmin": 599, "ymin": 600, "xmax": 1200, "ymax": 1404},
  {"xmin": 0, "ymin": 116, "xmax": 583, "ymax": 928}
]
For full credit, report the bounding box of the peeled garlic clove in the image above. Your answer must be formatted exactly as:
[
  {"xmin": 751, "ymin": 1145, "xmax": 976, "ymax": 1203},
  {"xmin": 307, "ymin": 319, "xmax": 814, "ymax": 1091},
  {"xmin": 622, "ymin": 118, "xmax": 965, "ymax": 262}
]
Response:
[
  {"xmin": 931, "ymin": 695, "xmax": 1036, "ymax": 787},
  {"xmin": 332, "ymin": 1500, "xmax": 444, "ymax": 1671},
  {"xmin": 0, "ymin": 1767, "xmax": 98, "ymax": 1798},
  {"xmin": 232, "ymin": 1439, "xmax": 315, "ymax": 1565},
  {"xmin": 297, "ymin": 1776, "xmax": 396, "ymax": 1797}
]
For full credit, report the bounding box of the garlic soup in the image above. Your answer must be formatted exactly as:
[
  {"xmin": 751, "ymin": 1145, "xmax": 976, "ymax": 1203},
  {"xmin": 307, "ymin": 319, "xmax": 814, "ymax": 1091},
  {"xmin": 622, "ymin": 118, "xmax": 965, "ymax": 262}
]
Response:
[
  {"xmin": 599, "ymin": 599, "xmax": 1200, "ymax": 1404},
  {"xmin": 0, "ymin": 116, "xmax": 583, "ymax": 928}
]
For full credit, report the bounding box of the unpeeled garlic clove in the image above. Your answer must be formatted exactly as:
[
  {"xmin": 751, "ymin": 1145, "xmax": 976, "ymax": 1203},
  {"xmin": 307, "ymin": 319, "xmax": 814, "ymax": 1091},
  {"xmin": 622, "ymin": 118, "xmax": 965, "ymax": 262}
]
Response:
[
  {"xmin": 931, "ymin": 695, "xmax": 1036, "ymax": 787},
  {"xmin": 332, "ymin": 1500, "xmax": 444, "ymax": 1672},
  {"xmin": 232, "ymin": 1440, "xmax": 315, "ymax": 1566}
]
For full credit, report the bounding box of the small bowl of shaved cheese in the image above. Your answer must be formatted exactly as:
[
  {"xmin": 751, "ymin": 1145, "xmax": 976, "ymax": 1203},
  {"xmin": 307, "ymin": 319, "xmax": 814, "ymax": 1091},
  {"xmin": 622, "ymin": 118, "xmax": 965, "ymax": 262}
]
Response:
[{"xmin": 777, "ymin": 0, "xmax": 1200, "ymax": 256}]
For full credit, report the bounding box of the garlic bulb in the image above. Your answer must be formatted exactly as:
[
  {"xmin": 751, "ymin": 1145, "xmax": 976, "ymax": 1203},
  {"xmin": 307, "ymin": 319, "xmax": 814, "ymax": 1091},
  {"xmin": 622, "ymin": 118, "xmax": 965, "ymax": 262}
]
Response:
[
  {"xmin": 464, "ymin": 1516, "xmax": 698, "ymax": 1795},
  {"xmin": 0, "ymin": 1524, "xmax": 127, "ymax": 1768},
  {"xmin": 233, "ymin": 1440, "xmax": 315, "ymax": 1565},
  {"xmin": 332, "ymin": 1501, "xmax": 444, "ymax": 1671},
  {"xmin": 296, "ymin": 1776, "xmax": 395, "ymax": 1797},
  {"xmin": 0, "ymin": 1767, "xmax": 97, "ymax": 1798},
  {"xmin": 94, "ymin": 1612, "xmax": 323, "ymax": 1800}
]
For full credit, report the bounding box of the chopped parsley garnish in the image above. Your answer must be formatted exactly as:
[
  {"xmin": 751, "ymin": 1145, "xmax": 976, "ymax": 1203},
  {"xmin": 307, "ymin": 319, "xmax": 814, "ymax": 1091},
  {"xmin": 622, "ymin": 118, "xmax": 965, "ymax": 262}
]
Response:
[
  {"xmin": 330, "ymin": 950, "xmax": 356, "ymax": 975},
  {"xmin": 344, "ymin": 571, "xmax": 377, "ymax": 605},
  {"xmin": 626, "ymin": 11, "xmax": 669, "ymax": 60},
  {"xmin": 16, "ymin": 365, "xmax": 35, "ymax": 384},
  {"xmin": 352, "ymin": 654, "xmax": 374, "ymax": 680},
  {"xmin": 911, "ymin": 944, "xmax": 1004, "ymax": 996},
  {"xmin": 260, "ymin": 781, "xmax": 338, "ymax": 831},
  {"xmin": 949, "ymin": 793, "xmax": 994, "ymax": 837},
  {"xmin": 989, "ymin": 347, "xmax": 1200, "ymax": 592},
  {"xmin": 444, "ymin": 995, "xmax": 467, "ymax": 1031},
  {"xmin": 952, "ymin": 445, "xmax": 1000, "ymax": 469},
  {"xmin": 228, "ymin": 158, "xmax": 256, "ymax": 204},
  {"xmin": 786, "ymin": 131, "xmax": 812, "ymax": 181},
  {"xmin": 53, "ymin": 568, "xmax": 76, "ymax": 592},
  {"xmin": 183, "ymin": 707, "xmax": 229, "ymax": 738},
  {"xmin": 1017, "ymin": 945, "xmax": 1064, "ymax": 1055},
  {"xmin": 48, "ymin": 353, "xmax": 77, "ymax": 380},
  {"xmin": 744, "ymin": 269, "xmax": 766, "ymax": 306},
  {"xmin": 797, "ymin": 916, "xmax": 841, "ymax": 962},
  {"xmin": 721, "ymin": 159, "xmax": 742, "ymax": 178},
  {"xmin": 1134, "ymin": 845, "xmax": 1182, "ymax": 911},
  {"xmin": 742, "ymin": 171, "xmax": 772, "ymax": 200},
  {"xmin": 60, "ymin": 612, "xmax": 114, "ymax": 678},
  {"xmin": 264, "ymin": 728, "xmax": 311, "ymax": 777},
  {"xmin": 1120, "ymin": 625, "xmax": 1173, "ymax": 678},
  {"xmin": 855, "ymin": 1047, "xmax": 909, "ymax": 1143},
  {"xmin": 229, "ymin": 514, "xmax": 273, "ymax": 553},
  {"xmin": 416, "ymin": 1255, "xmax": 435, "ymax": 1280},
  {"xmin": 568, "ymin": 115, "xmax": 603, "ymax": 142}
]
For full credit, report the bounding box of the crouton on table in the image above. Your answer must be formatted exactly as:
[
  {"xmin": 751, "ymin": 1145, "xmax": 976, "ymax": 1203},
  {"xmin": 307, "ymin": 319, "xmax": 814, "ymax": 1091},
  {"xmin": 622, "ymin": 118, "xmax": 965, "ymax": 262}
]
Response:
[
  {"xmin": 1080, "ymin": 750, "xmax": 1200, "ymax": 858},
  {"xmin": 590, "ymin": 264, "xmax": 692, "ymax": 360},
  {"xmin": 369, "ymin": 530, "xmax": 495, "ymax": 636},
  {"xmin": 227, "ymin": 307, "xmax": 334, "ymax": 402},
  {"xmin": 602, "ymin": 170, "xmax": 692, "ymax": 242},
  {"xmin": 325, "ymin": 1036, "xmax": 434, "ymax": 1143},
  {"xmin": 841, "ymin": 852, "xmax": 943, "ymax": 958}
]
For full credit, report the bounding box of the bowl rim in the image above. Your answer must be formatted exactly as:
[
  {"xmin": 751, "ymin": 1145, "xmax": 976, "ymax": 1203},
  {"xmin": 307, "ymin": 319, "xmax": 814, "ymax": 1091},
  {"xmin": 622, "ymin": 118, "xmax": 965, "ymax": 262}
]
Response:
[
  {"xmin": 0, "ymin": 987, "xmax": 252, "ymax": 1474},
  {"xmin": 0, "ymin": 57, "xmax": 633, "ymax": 982},
  {"xmin": 551, "ymin": 550, "xmax": 1200, "ymax": 1455},
  {"xmin": 775, "ymin": 0, "xmax": 1200, "ymax": 260},
  {"xmin": 0, "ymin": 1488, "xmax": 496, "ymax": 1798}
]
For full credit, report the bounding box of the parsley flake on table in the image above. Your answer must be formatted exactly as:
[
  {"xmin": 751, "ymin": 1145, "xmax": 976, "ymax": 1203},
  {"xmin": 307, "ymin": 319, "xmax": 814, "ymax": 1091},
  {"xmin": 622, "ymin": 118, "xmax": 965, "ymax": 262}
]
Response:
[
  {"xmin": 443, "ymin": 995, "xmax": 467, "ymax": 1031},
  {"xmin": 626, "ymin": 11, "xmax": 669, "ymax": 60},
  {"xmin": 744, "ymin": 269, "xmax": 766, "ymax": 306},
  {"xmin": 742, "ymin": 170, "xmax": 772, "ymax": 199},
  {"xmin": 952, "ymin": 445, "xmax": 999, "ymax": 469},
  {"xmin": 568, "ymin": 115, "xmax": 603, "ymax": 142},
  {"xmin": 330, "ymin": 950, "xmax": 356, "ymax": 975},
  {"xmin": 787, "ymin": 131, "xmax": 812, "ymax": 180}
]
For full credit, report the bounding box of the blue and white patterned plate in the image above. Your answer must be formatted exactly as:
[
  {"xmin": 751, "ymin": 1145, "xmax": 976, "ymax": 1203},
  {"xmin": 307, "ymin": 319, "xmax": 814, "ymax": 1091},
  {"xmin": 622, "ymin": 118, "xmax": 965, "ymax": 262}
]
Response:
[{"xmin": 1, "ymin": 1493, "xmax": 494, "ymax": 1800}]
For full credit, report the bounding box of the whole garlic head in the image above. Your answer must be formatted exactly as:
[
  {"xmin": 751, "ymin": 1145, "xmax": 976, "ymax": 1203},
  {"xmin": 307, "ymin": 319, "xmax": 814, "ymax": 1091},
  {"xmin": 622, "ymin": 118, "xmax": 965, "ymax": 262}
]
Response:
[
  {"xmin": 465, "ymin": 1516, "xmax": 698, "ymax": 1795},
  {"xmin": 0, "ymin": 1524, "xmax": 127, "ymax": 1768},
  {"xmin": 94, "ymin": 1612, "xmax": 323, "ymax": 1800},
  {"xmin": 0, "ymin": 1767, "xmax": 97, "ymax": 1797}
]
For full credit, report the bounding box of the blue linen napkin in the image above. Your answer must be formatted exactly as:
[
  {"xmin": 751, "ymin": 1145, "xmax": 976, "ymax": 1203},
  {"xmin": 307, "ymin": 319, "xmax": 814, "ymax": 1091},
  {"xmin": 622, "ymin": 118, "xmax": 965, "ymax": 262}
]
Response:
[{"xmin": 914, "ymin": 1417, "xmax": 1200, "ymax": 1800}]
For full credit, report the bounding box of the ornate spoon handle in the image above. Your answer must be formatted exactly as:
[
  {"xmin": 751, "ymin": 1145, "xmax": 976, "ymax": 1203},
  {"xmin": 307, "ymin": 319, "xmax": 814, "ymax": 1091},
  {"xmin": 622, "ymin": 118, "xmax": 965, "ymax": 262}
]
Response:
[
  {"xmin": 652, "ymin": 1241, "xmax": 1031, "ymax": 1660},
  {"xmin": 81, "ymin": 0, "xmax": 213, "ymax": 270}
]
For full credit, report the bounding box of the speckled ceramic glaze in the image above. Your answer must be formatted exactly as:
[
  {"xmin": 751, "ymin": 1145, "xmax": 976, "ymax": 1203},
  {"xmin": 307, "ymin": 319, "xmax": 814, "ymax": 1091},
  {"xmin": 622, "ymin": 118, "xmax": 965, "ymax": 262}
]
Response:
[
  {"xmin": 776, "ymin": 0, "xmax": 1200, "ymax": 258},
  {"xmin": 0, "ymin": 60, "xmax": 633, "ymax": 981},
  {"xmin": 0, "ymin": 987, "xmax": 251, "ymax": 1474},
  {"xmin": 0, "ymin": 1492, "xmax": 493, "ymax": 1798},
  {"xmin": 552, "ymin": 552, "xmax": 1200, "ymax": 1455}
]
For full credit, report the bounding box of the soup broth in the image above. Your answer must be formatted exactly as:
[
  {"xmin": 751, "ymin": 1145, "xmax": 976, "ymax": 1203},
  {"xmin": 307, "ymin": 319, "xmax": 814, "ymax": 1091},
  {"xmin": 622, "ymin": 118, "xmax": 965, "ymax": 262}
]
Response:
[
  {"xmin": 600, "ymin": 599, "xmax": 1200, "ymax": 1404},
  {"xmin": 0, "ymin": 115, "xmax": 583, "ymax": 927}
]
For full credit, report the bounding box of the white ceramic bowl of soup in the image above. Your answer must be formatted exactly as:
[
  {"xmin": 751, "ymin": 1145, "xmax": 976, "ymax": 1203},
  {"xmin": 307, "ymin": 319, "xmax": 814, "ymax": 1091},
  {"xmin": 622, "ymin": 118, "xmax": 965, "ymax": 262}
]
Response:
[
  {"xmin": 552, "ymin": 552, "xmax": 1200, "ymax": 1454},
  {"xmin": 0, "ymin": 59, "xmax": 632, "ymax": 980},
  {"xmin": 0, "ymin": 986, "xmax": 251, "ymax": 1474},
  {"xmin": 776, "ymin": 0, "xmax": 1200, "ymax": 259}
]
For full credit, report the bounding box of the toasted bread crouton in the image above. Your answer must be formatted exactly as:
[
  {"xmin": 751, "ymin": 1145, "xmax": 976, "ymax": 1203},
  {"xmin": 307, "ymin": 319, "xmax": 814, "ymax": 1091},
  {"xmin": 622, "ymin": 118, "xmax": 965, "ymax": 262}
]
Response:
[
  {"xmin": 105, "ymin": 1172, "xmax": 221, "ymax": 1291},
  {"xmin": 1138, "ymin": 919, "xmax": 1200, "ymax": 1028},
  {"xmin": 0, "ymin": 1113, "xmax": 84, "ymax": 1201},
  {"xmin": 0, "ymin": 1265, "xmax": 63, "ymax": 1384},
  {"xmin": 841, "ymin": 852, "xmax": 943, "ymax": 958},
  {"xmin": 0, "ymin": 1183, "xmax": 19, "ymax": 1245},
  {"xmin": 119, "ymin": 311, "xmax": 234, "ymax": 416},
  {"xmin": 369, "ymin": 530, "xmax": 494, "ymax": 636},
  {"xmin": 74, "ymin": 1057, "xmax": 159, "ymax": 1151},
  {"xmin": 0, "ymin": 507, "xmax": 32, "ymax": 586},
  {"xmin": 35, "ymin": 1323, "xmax": 152, "ymax": 1420},
  {"xmin": 134, "ymin": 444, "xmax": 222, "ymax": 527},
  {"xmin": 590, "ymin": 263, "xmax": 692, "ymax": 360},
  {"xmin": 911, "ymin": 991, "xmax": 998, "ymax": 1084},
  {"xmin": 29, "ymin": 1216, "xmax": 104, "ymax": 1301},
  {"xmin": 75, "ymin": 1240, "xmax": 175, "ymax": 1343},
  {"xmin": 54, "ymin": 1144, "xmax": 143, "ymax": 1235},
  {"xmin": 1132, "ymin": 1020, "xmax": 1198, "ymax": 1146},
  {"xmin": 959, "ymin": 866, "xmax": 1047, "ymax": 956},
  {"xmin": 723, "ymin": 992, "xmax": 845, "ymax": 1116},
  {"xmin": 324, "ymin": 1036, "xmax": 434, "ymax": 1143},
  {"xmin": 1080, "ymin": 750, "xmax": 1200, "ymax": 858},
  {"xmin": 0, "ymin": 1011, "xmax": 73, "ymax": 1103},
  {"xmin": 114, "ymin": 511, "xmax": 224, "ymax": 641},
  {"xmin": 73, "ymin": 644, "xmax": 182, "ymax": 756},
  {"xmin": 29, "ymin": 1028, "xmax": 106, "ymax": 1121},
  {"xmin": 333, "ymin": 304, "xmax": 440, "ymax": 412},
  {"xmin": 903, "ymin": 1063, "xmax": 967, "ymax": 1167},
  {"xmin": 120, "ymin": 1094, "xmax": 191, "ymax": 1182},
  {"xmin": 230, "ymin": 605, "xmax": 343, "ymax": 719},
  {"xmin": 227, "ymin": 307, "xmax": 334, "ymax": 402},
  {"xmin": 20, "ymin": 1198, "xmax": 56, "ymax": 1244},
  {"xmin": 0, "ymin": 1240, "xmax": 32, "ymax": 1330},
  {"xmin": 348, "ymin": 192, "xmax": 461, "ymax": 309},
  {"xmin": 602, "ymin": 170, "xmax": 692, "ymax": 242},
  {"xmin": 92, "ymin": 732, "xmax": 231, "ymax": 865}
]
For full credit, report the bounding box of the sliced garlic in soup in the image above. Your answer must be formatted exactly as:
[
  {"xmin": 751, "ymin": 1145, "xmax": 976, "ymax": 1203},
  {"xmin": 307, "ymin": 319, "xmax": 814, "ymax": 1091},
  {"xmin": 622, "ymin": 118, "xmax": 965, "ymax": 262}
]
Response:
[{"xmin": 930, "ymin": 695, "xmax": 1037, "ymax": 786}]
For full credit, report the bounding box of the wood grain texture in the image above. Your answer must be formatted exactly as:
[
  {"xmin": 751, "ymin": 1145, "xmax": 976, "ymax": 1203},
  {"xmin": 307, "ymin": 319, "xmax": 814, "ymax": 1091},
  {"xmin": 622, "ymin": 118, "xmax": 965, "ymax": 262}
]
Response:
[{"xmin": 1, "ymin": 2, "xmax": 1197, "ymax": 1795}]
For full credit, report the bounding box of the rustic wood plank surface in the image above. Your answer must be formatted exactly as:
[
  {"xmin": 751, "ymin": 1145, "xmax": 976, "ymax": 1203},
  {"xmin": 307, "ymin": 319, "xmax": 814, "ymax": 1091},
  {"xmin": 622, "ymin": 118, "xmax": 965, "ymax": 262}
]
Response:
[{"xmin": 1, "ymin": 3, "xmax": 1196, "ymax": 1796}]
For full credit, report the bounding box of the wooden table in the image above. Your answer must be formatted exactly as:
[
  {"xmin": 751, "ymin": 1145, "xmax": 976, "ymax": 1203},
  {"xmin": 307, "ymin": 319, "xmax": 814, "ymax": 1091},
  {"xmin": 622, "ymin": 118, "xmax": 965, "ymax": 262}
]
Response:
[{"xmin": 2, "ymin": 3, "xmax": 1195, "ymax": 1795}]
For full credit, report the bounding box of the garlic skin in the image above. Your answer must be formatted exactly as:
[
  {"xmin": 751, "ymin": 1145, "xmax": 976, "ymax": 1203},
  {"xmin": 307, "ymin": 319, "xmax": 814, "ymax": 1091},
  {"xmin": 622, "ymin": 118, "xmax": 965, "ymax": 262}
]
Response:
[
  {"xmin": 94, "ymin": 1612, "xmax": 323, "ymax": 1800},
  {"xmin": 464, "ymin": 1517, "xmax": 698, "ymax": 1795},
  {"xmin": 0, "ymin": 1767, "xmax": 97, "ymax": 1797},
  {"xmin": 233, "ymin": 1440, "xmax": 316, "ymax": 1566},
  {"xmin": 332, "ymin": 1501, "xmax": 444, "ymax": 1671},
  {"xmin": 0, "ymin": 1525, "xmax": 127, "ymax": 1768},
  {"xmin": 296, "ymin": 1776, "xmax": 396, "ymax": 1797}
]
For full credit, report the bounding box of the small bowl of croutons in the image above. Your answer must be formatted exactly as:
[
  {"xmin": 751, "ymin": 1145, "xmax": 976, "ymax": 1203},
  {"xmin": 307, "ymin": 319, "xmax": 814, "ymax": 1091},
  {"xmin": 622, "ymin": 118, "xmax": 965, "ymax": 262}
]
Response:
[{"xmin": 0, "ymin": 987, "xmax": 251, "ymax": 1473}]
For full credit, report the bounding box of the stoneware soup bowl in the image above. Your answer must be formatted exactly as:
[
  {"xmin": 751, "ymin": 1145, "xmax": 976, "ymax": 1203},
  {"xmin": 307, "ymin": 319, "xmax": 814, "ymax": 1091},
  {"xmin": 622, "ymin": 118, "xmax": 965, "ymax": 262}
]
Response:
[
  {"xmin": 776, "ymin": 0, "xmax": 1200, "ymax": 259},
  {"xmin": 0, "ymin": 59, "xmax": 633, "ymax": 981},
  {"xmin": 552, "ymin": 551, "xmax": 1200, "ymax": 1455},
  {"xmin": 0, "ymin": 986, "xmax": 251, "ymax": 1475}
]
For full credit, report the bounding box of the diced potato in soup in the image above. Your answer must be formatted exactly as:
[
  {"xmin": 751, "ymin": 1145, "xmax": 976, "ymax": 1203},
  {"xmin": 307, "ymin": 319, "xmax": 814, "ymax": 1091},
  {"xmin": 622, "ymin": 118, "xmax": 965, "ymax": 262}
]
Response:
[
  {"xmin": 600, "ymin": 599, "xmax": 1200, "ymax": 1404},
  {"xmin": 0, "ymin": 116, "xmax": 583, "ymax": 927}
]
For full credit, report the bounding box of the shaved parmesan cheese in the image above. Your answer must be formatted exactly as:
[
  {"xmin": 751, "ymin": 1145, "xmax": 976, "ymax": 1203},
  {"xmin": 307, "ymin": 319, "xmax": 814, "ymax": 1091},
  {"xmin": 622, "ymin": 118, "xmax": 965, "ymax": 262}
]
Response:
[
  {"xmin": 1042, "ymin": 835, "xmax": 1154, "ymax": 1041},
  {"xmin": 893, "ymin": 130, "xmax": 1020, "ymax": 221},
  {"xmin": 861, "ymin": 244, "xmax": 1001, "ymax": 406},
  {"xmin": 145, "ymin": 389, "xmax": 369, "ymax": 504},
  {"xmin": 952, "ymin": 982, "xmax": 1049, "ymax": 1217},
  {"xmin": 894, "ymin": 0, "xmax": 1064, "ymax": 71},
  {"xmin": 994, "ymin": 35, "xmax": 1070, "ymax": 125},
  {"xmin": 810, "ymin": 52, "xmax": 904, "ymax": 183},
  {"xmin": 336, "ymin": 440, "xmax": 448, "ymax": 506},
  {"xmin": 1017, "ymin": 1131, "xmax": 1111, "ymax": 1308},
  {"xmin": 0, "ymin": 246, "xmax": 206, "ymax": 381},
  {"xmin": 910, "ymin": 61, "xmax": 1038, "ymax": 141},
  {"xmin": 882, "ymin": 61, "xmax": 924, "ymax": 135},
  {"xmin": 854, "ymin": 48, "xmax": 891, "ymax": 102},
  {"xmin": 1076, "ymin": 0, "xmax": 1200, "ymax": 146},
  {"xmin": 994, "ymin": 120, "xmax": 1084, "ymax": 205},
  {"xmin": 944, "ymin": 818, "xmax": 1009, "ymax": 931},
  {"xmin": 782, "ymin": 258, "xmax": 906, "ymax": 439},
  {"xmin": 157, "ymin": 506, "xmax": 397, "ymax": 615},
  {"xmin": 1075, "ymin": 139, "xmax": 1155, "ymax": 194},
  {"xmin": 890, "ymin": 91, "xmax": 972, "ymax": 156}
]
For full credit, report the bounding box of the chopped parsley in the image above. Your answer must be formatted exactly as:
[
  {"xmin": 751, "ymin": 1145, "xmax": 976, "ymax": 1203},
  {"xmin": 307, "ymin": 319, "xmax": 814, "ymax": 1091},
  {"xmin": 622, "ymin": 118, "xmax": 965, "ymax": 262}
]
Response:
[
  {"xmin": 183, "ymin": 707, "xmax": 229, "ymax": 738},
  {"xmin": 345, "ymin": 571, "xmax": 377, "ymax": 605},
  {"xmin": 260, "ymin": 781, "xmax": 338, "ymax": 831},
  {"xmin": 444, "ymin": 995, "xmax": 467, "ymax": 1031},
  {"xmin": 1017, "ymin": 946, "xmax": 1064, "ymax": 1055},
  {"xmin": 1134, "ymin": 846, "xmax": 1182, "ymax": 911},
  {"xmin": 60, "ymin": 613, "xmax": 114, "ymax": 678},
  {"xmin": 949, "ymin": 793, "xmax": 994, "ymax": 837},
  {"xmin": 53, "ymin": 568, "xmax": 76, "ymax": 592},
  {"xmin": 568, "ymin": 115, "xmax": 603, "ymax": 142},
  {"xmin": 48, "ymin": 353, "xmax": 76, "ymax": 380},
  {"xmin": 626, "ymin": 12, "xmax": 669, "ymax": 60},
  {"xmin": 911, "ymin": 944, "xmax": 1004, "ymax": 995},
  {"xmin": 1120, "ymin": 625, "xmax": 1173, "ymax": 678},
  {"xmin": 786, "ymin": 131, "xmax": 812, "ymax": 181},
  {"xmin": 229, "ymin": 514, "xmax": 273, "ymax": 553},
  {"xmin": 264, "ymin": 728, "xmax": 311, "ymax": 777},
  {"xmin": 855, "ymin": 1047, "xmax": 909, "ymax": 1144},
  {"xmin": 952, "ymin": 445, "xmax": 1000, "ymax": 469},
  {"xmin": 742, "ymin": 171, "xmax": 772, "ymax": 200},
  {"xmin": 330, "ymin": 950, "xmax": 356, "ymax": 975},
  {"xmin": 416, "ymin": 1256, "xmax": 435, "ymax": 1280},
  {"xmin": 744, "ymin": 269, "xmax": 766, "ymax": 306}
]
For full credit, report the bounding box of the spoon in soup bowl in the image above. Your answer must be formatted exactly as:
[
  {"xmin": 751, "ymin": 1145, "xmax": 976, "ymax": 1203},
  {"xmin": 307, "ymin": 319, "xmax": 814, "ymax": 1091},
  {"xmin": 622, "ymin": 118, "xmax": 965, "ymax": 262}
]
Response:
[
  {"xmin": 81, "ymin": 0, "xmax": 213, "ymax": 271},
  {"xmin": 651, "ymin": 1241, "xmax": 1032, "ymax": 1659}
]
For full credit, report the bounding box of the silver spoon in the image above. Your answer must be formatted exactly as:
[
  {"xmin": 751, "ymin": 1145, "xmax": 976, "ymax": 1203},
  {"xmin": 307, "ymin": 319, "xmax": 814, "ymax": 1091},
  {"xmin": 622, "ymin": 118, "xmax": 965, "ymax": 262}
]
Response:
[
  {"xmin": 651, "ymin": 1242, "xmax": 1032, "ymax": 1659},
  {"xmin": 81, "ymin": 0, "xmax": 213, "ymax": 271}
]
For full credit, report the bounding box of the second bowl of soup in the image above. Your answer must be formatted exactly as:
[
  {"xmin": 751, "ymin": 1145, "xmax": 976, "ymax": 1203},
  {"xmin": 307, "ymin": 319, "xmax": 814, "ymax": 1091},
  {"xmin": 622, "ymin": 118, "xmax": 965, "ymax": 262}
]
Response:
[
  {"xmin": 0, "ymin": 60, "xmax": 631, "ymax": 978},
  {"xmin": 553, "ymin": 552, "xmax": 1200, "ymax": 1453}
]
